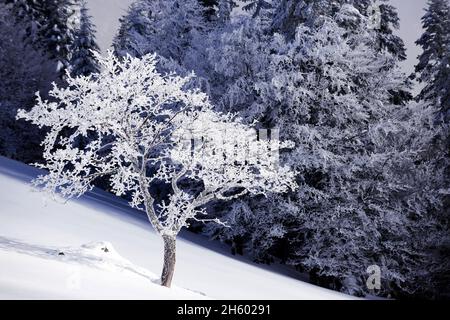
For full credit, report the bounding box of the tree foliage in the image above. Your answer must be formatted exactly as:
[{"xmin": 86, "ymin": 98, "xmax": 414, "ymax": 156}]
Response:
[{"xmin": 17, "ymin": 52, "xmax": 297, "ymax": 287}]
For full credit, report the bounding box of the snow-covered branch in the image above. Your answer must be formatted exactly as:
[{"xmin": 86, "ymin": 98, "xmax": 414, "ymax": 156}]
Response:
[{"xmin": 17, "ymin": 51, "xmax": 297, "ymax": 240}]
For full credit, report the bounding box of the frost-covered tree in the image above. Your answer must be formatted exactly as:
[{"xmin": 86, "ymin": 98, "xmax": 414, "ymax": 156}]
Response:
[
  {"xmin": 69, "ymin": 0, "xmax": 100, "ymax": 77},
  {"xmin": 114, "ymin": 0, "xmax": 207, "ymax": 71},
  {"xmin": 6, "ymin": 0, "xmax": 79, "ymax": 74},
  {"xmin": 4, "ymin": 0, "xmax": 78, "ymax": 77},
  {"xmin": 113, "ymin": 0, "xmax": 152, "ymax": 58},
  {"xmin": 38, "ymin": 0, "xmax": 77, "ymax": 75},
  {"xmin": 199, "ymin": 0, "xmax": 219, "ymax": 21},
  {"xmin": 205, "ymin": 1, "xmax": 408, "ymax": 123},
  {"xmin": 374, "ymin": 1, "xmax": 407, "ymax": 61},
  {"xmin": 271, "ymin": 0, "xmax": 406, "ymax": 59},
  {"xmin": 218, "ymin": 0, "xmax": 238, "ymax": 23},
  {"xmin": 205, "ymin": 16, "xmax": 272, "ymax": 122},
  {"xmin": 412, "ymin": 2, "xmax": 450, "ymax": 297},
  {"xmin": 414, "ymin": 0, "xmax": 450, "ymax": 121},
  {"xmin": 207, "ymin": 5, "xmax": 447, "ymax": 297},
  {"xmin": 269, "ymin": 0, "xmax": 410, "ymax": 105},
  {"xmin": 17, "ymin": 52, "xmax": 297, "ymax": 288},
  {"xmin": 241, "ymin": 0, "xmax": 273, "ymax": 18}
]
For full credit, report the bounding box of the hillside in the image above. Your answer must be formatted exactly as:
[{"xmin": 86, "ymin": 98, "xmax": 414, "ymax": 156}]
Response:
[{"xmin": 0, "ymin": 157, "xmax": 349, "ymax": 299}]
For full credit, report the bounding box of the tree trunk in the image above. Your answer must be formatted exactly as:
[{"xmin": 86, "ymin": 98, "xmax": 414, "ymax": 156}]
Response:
[{"xmin": 160, "ymin": 234, "xmax": 176, "ymax": 288}]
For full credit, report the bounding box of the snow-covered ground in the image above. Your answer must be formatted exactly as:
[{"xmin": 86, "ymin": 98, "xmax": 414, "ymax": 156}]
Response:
[{"xmin": 0, "ymin": 156, "xmax": 350, "ymax": 299}]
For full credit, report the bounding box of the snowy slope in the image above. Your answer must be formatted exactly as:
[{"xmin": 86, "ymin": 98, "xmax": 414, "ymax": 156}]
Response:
[{"xmin": 0, "ymin": 157, "xmax": 350, "ymax": 299}]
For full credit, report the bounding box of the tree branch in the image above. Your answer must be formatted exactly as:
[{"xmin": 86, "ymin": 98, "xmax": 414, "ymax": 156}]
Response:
[
  {"xmin": 171, "ymin": 167, "xmax": 187, "ymax": 195},
  {"xmin": 192, "ymin": 185, "xmax": 248, "ymax": 208},
  {"xmin": 138, "ymin": 174, "xmax": 164, "ymax": 234}
]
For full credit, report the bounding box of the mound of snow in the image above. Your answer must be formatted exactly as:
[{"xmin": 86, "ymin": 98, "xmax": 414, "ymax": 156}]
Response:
[
  {"xmin": 0, "ymin": 238, "xmax": 205, "ymax": 299},
  {"xmin": 55, "ymin": 241, "xmax": 158, "ymax": 281}
]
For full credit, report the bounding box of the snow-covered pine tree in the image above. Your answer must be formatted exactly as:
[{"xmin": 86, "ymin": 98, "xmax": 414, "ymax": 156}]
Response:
[
  {"xmin": 268, "ymin": 11, "xmax": 445, "ymax": 297},
  {"xmin": 199, "ymin": 0, "xmax": 219, "ymax": 21},
  {"xmin": 271, "ymin": 0, "xmax": 406, "ymax": 60},
  {"xmin": 414, "ymin": 0, "xmax": 450, "ymax": 121},
  {"xmin": 205, "ymin": 16, "xmax": 272, "ymax": 122},
  {"xmin": 17, "ymin": 52, "xmax": 297, "ymax": 288},
  {"xmin": 373, "ymin": 1, "xmax": 407, "ymax": 61},
  {"xmin": 206, "ymin": 4, "xmax": 446, "ymax": 298},
  {"xmin": 217, "ymin": 0, "xmax": 237, "ymax": 23},
  {"xmin": 113, "ymin": 0, "xmax": 153, "ymax": 58},
  {"xmin": 241, "ymin": 0, "xmax": 273, "ymax": 18},
  {"xmin": 413, "ymin": 2, "xmax": 450, "ymax": 297},
  {"xmin": 39, "ymin": 0, "xmax": 78, "ymax": 76},
  {"xmin": 114, "ymin": 0, "xmax": 207, "ymax": 74},
  {"xmin": 69, "ymin": 0, "xmax": 100, "ymax": 77},
  {"xmin": 4, "ymin": 0, "xmax": 79, "ymax": 77}
]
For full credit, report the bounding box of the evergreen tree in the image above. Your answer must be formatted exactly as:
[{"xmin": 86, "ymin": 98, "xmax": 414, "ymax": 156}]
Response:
[
  {"xmin": 40, "ymin": 0, "xmax": 77, "ymax": 75},
  {"xmin": 205, "ymin": 16, "xmax": 272, "ymax": 121},
  {"xmin": 199, "ymin": 0, "xmax": 219, "ymax": 21},
  {"xmin": 5, "ymin": 0, "xmax": 79, "ymax": 77},
  {"xmin": 113, "ymin": 0, "xmax": 153, "ymax": 58},
  {"xmin": 241, "ymin": 0, "xmax": 273, "ymax": 18},
  {"xmin": 375, "ymin": 1, "xmax": 407, "ymax": 61},
  {"xmin": 198, "ymin": 0, "xmax": 237, "ymax": 23},
  {"xmin": 205, "ymin": 4, "xmax": 446, "ymax": 298},
  {"xmin": 271, "ymin": 0, "xmax": 406, "ymax": 60},
  {"xmin": 413, "ymin": 2, "xmax": 450, "ymax": 297},
  {"xmin": 414, "ymin": 0, "xmax": 450, "ymax": 121},
  {"xmin": 114, "ymin": 0, "xmax": 207, "ymax": 74},
  {"xmin": 69, "ymin": 0, "xmax": 100, "ymax": 77},
  {"xmin": 221, "ymin": 0, "xmax": 238, "ymax": 20}
]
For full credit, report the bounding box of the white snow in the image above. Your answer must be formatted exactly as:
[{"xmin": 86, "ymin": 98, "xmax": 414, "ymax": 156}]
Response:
[{"xmin": 0, "ymin": 156, "xmax": 350, "ymax": 299}]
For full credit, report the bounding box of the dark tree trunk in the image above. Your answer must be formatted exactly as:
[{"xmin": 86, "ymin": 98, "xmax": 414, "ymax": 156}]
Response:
[{"xmin": 160, "ymin": 234, "xmax": 176, "ymax": 287}]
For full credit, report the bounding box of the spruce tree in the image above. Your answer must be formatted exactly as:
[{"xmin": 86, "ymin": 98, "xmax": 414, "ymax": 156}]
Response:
[
  {"xmin": 69, "ymin": 0, "xmax": 100, "ymax": 77},
  {"xmin": 241, "ymin": 0, "xmax": 273, "ymax": 18},
  {"xmin": 414, "ymin": 3, "xmax": 450, "ymax": 296},
  {"xmin": 5, "ymin": 0, "xmax": 78, "ymax": 77},
  {"xmin": 113, "ymin": 0, "xmax": 153, "ymax": 58},
  {"xmin": 114, "ymin": 0, "xmax": 207, "ymax": 70},
  {"xmin": 40, "ymin": 0, "xmax": 77, "ymax": 74},
  {"xmin": 414, "ymin": 0, "xmax": 450, "ymax": 121},
  {"xmin": 271, "ymin": 0, "xmax": 406, "ymax": 60},
  {"xmin": 199, "ymin": 0, "xmax": 219, "ymax": 21},
  {"xmin": 205, "ymin": 3, "xmax": 446, "ymax": 298}
]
